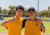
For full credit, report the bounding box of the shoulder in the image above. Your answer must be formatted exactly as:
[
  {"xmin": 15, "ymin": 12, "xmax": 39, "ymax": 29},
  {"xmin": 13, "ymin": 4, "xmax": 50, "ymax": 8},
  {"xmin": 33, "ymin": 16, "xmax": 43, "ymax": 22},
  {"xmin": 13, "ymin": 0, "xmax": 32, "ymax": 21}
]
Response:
[
  {"xmin": 23, "ymin": 17, "xmax": 29, "ymax": 21},
  {"xmin": 20, "ymin": 17, "xmax": 25, "ymax": 20},
  {"xmin": 22, "ymin": 18, "xmax": 29, "ymax": 23},
  {"xmin": 35, "ymin": 18, "xmax": 42, "ymax": 21},
  {"xmin": 5, "ymin": 17, "xmax": 13, "ymax": 21}
]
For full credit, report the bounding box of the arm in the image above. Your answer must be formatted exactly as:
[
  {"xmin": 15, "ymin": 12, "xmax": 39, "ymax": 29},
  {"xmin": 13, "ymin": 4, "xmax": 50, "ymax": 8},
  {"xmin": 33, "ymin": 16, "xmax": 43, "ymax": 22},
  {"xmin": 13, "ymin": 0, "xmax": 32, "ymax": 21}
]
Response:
[
  {"xmin": 21, "ymin": 19, "xmax": 27, "ymax": 30},
  {"xmin": 1, "ymin": 20, "xmax": 11, "ymax": 26},
  {"xmin": 41, "ymin": 23, "xmax": 45, "ymax": 33},
  {"xmin": 41, "ymin": 26, "xmax": 45, "ymax": 33},
  {"xmin": 1, "ymin": 18, "xmax": 15, "ymax": 26},
  {"xmin": 37, "ymin": 18, "xmax": 45, "ymax": 33}
]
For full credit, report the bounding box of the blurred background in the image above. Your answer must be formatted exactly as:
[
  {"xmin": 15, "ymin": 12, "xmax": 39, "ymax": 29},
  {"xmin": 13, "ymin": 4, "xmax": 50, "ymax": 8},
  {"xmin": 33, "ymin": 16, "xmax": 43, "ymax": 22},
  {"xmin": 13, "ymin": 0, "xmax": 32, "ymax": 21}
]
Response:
[{"xmin": 0, "ymin": 0, "xmax": 50, "ymax": 35}]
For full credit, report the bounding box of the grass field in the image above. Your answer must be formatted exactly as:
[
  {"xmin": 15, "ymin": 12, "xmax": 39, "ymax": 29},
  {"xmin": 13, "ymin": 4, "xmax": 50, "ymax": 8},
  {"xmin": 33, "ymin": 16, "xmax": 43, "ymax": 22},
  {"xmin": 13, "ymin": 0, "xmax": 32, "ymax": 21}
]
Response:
[{"xmin": 0, "ymin": 21, "xmax": 50, "ymax": 34}]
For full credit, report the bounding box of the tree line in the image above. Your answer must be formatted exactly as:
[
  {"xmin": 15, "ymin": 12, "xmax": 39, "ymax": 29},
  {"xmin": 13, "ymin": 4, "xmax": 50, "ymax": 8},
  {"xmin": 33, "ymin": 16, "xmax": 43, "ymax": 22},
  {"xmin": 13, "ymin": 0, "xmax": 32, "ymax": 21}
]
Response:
[{"xmin": 0, "ymin": 6, "xmax": 50, "ymax": 17}]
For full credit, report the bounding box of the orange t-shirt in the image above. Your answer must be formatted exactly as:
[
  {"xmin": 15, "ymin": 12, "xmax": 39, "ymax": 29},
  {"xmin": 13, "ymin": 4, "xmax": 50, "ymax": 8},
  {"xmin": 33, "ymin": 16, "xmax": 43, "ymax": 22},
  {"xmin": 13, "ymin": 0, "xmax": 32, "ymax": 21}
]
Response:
[
  {"xmin": 4, "ymin": 17, "xmax": 24, "ymax": 35},
  {"xmin": 25, "ymin": 19, "xmax": 41, "ymax": 35}
]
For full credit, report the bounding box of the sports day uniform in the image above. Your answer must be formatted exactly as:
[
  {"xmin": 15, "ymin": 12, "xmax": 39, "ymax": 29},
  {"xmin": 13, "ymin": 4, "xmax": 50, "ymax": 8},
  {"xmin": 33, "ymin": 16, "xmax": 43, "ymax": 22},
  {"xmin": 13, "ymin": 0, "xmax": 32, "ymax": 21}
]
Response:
[
  {"xmin": 22, "ymin": 18, "xmax": 45, "ymax": 35},
  {"xmin": 4, "ymin": 17, "xmax": 24, "ymax": 35}
]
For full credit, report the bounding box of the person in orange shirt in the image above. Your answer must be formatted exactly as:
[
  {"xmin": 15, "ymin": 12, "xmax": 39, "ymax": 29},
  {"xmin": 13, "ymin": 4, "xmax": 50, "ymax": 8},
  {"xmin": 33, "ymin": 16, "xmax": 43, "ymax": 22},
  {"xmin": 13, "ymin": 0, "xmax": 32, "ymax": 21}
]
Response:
[
  {"xmin": 1, "ymin": 5, "xmax": 24, "ymax": 35},
  {"xmin": 22, "ymin": 7, "xmax": 45, "ymax": 35}
]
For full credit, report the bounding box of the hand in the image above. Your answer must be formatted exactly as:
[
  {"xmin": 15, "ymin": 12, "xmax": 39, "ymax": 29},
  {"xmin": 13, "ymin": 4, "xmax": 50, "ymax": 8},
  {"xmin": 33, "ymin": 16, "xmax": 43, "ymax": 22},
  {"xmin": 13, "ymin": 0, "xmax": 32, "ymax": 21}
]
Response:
[
  {"xmin": 38, "ymin": 19, "xmax": 42, "ymax": 23},
  {"xmin": 39, "ymin": 24, "xmax": 42, "ymax": 29},
  {"xmin": 6, "ymin": 27, "xmax": 8, "ymax": 29},
  {"xmin": 39, "ymin": 24, "xmax": 45, "ymax": 33}
]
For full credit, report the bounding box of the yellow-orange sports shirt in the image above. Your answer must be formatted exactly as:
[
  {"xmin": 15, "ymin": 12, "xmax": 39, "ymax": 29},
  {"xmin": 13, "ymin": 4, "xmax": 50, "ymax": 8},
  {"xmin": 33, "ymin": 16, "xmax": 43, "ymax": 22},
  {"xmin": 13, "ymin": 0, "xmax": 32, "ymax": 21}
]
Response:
[
  {"xmin": 4, "ymin": 17, "xmax": 24, "ymax": 35},
  {"xmin": 22, "ymin": 19, "xmax": 41, "ymax": 35}
]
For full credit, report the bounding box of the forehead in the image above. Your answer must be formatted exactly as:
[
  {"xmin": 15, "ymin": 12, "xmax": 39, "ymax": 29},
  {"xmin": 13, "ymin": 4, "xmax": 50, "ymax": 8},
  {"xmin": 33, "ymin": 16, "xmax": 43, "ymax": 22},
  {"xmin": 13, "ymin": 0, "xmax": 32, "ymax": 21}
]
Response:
[
  {"xmin": 28, "ymin": 10, "xmax": 35, "ymax": 12},
  {"xmin": 17, "ymin": 9, "xmax": 23, "ymax": 11}
]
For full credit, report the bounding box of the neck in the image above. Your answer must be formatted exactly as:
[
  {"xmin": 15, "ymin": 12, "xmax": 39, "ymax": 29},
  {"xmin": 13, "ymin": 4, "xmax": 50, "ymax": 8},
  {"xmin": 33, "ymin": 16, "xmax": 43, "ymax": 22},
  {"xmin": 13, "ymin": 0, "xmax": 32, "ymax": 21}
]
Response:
[
  {"xmin": 16, "ymin": 15, "xmax": 20, "ymax": 19},
  {"xmin": 29, "ymin": 16, "xmax": 35, "ymax": 21}
]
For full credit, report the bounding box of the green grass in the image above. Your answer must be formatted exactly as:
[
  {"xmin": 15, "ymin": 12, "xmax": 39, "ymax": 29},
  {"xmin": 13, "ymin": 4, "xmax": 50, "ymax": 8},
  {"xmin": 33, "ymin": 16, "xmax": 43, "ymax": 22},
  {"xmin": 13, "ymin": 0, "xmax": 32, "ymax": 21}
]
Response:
[
  {"xmin": 40, "ymin": 17, "xmax": 50, "ymax": 20},
  {"xmin": 0, "ymin": 22, "xmax": 50, "ymax": 34},
  {"xmin": 0, "ymin": 22, "xmax": 8, "ymax": 32},
  {"xmin": 42, "ymin": 22, "xmax": 50, "ymax": 34}
]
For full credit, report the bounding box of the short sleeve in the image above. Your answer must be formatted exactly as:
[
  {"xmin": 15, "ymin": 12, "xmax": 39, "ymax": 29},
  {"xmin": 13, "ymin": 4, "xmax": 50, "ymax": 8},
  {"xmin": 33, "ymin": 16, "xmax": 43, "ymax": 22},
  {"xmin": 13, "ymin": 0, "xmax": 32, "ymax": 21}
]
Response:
[{"xmin": 5, "ymin": 17, "xmax": 13, "ymax": 21}]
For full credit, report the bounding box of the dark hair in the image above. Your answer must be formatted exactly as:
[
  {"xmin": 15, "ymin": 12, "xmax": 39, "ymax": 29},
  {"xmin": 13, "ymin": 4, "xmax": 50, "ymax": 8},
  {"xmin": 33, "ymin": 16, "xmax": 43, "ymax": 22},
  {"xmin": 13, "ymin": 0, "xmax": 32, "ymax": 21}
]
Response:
[
  {"xmin": 28, "ymin": 7, "xmax": 35, "ymax": 12},
  {"xmin": 16, "ymin": 5, "xmax": 24, "ymax": 12}
]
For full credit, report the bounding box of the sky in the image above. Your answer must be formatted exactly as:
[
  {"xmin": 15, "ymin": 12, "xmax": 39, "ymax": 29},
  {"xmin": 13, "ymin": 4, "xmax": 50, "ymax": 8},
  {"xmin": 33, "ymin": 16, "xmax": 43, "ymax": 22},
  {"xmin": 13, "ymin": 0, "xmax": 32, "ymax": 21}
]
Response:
[{"xmin": 0, "ymin": 0, "xmax": 50, "ymax": 11}]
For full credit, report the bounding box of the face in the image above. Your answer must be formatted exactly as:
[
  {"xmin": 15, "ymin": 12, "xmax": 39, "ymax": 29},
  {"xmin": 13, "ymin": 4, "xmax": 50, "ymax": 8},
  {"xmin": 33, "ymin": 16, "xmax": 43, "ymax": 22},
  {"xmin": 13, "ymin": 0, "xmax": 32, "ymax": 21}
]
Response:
[
  {"xmin": 16, "ymin": 9, "xmax": 24, "ymax": 17},
  {"xmin": 27, "ymin": 10, "xmax": 36, "ymax": 17}
]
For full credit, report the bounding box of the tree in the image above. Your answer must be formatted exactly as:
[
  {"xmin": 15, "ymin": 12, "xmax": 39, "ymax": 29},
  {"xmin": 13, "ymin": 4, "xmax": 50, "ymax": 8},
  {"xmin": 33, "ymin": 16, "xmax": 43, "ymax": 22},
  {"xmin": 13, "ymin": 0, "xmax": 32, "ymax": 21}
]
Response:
[
  {"xmin": 39, "ymin": 10, "xmax": 48, "ymax": 17},
  {"xmin": 0, "ymin": 7, "xmax": 2, "ymax": 13},
  {"xmin": 39, "ymin": 10, "xmax": 50, "ymax": 17},
  {"xmin": 8, "ymin": 6, "xmax": 16, "ymax": 17},
  {"xmin": 9, "ymin": 6, "xmax": 16, "ymax": 14},
  {"xmin": 2, "ymin": 9, "xmax": 8, "ymax": 17},
  {"xmin": 48, "ymin": 6, "xmax": 50, "ymax": 11},
  {"xmin": 22, "ymin": 8, "xmax": 27, "ymax": 17}
]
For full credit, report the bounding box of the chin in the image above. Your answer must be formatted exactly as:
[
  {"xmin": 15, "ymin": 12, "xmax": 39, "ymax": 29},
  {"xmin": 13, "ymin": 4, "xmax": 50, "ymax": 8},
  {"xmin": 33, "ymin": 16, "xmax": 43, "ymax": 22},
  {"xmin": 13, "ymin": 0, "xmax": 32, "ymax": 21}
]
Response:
[
  {"xmin": 31, "ymin": 15, "xmax": 34, "ymax": 17},
  {"xmin": 19, "ymin": 15, "xmax": 21, "ymax": 17},
  {"xmin": 30, "ymin": 15, "xmax": 33, "ymax": 16}
]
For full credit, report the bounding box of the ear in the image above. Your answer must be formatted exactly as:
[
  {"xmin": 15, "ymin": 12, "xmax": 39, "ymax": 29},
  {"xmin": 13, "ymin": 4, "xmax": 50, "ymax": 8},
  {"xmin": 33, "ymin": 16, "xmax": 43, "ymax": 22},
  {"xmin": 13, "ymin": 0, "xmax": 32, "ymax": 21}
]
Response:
[
  {"xmin": 34, "ymin": 11, "xmax": 36, "ymax": 14},
  {"xmin": 15, "ymin": 10, "xmax": 17, "ymax": 12},
  {"xmin": 23, "ymin": 12, "xmax": 25, "ymax": 13},
  {"xmin": 27, "ymin": 12, "xmax": 29, "ymax": 15}
]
